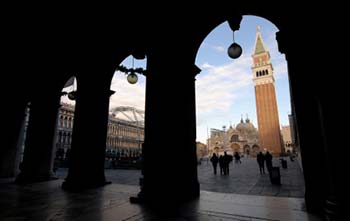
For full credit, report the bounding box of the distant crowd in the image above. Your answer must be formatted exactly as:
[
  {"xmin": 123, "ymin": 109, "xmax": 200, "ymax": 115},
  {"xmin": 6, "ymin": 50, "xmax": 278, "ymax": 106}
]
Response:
[
  {"xmin": 209, "ymin": 151, "xmax": 242, "ymax": 175},
  {"xmin": 209, "ymin": 151, "xmax": 275, "ymax": 175}
]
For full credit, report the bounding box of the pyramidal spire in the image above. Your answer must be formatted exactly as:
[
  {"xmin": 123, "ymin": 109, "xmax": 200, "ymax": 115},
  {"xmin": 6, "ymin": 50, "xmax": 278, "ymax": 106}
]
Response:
[{"xmin": 254, "ymin": 26, "xmax": 267, "ymax": 55}]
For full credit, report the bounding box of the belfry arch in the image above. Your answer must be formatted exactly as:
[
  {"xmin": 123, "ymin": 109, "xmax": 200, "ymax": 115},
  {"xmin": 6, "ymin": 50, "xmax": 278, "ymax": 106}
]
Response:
[{"xmin": 190, "ymin": 12, "xmax": 337, "ymax": 216}]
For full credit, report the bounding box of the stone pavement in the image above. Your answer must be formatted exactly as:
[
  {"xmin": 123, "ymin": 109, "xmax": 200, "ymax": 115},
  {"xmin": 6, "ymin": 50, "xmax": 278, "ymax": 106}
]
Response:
[
  {"xmin": 56, "ymin": 157, "xmax": 305, "ymax": 198},
  {"xmin": 0, "ymin": 180, "xmax": 321, "ymax": 220},
  {"xmin": 198, "ymin": 157, "xmax": 305, "ymax": 197}
]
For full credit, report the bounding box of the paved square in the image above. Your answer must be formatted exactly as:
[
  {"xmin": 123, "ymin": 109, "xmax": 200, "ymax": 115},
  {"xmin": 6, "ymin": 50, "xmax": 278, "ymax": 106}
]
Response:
[{"xmin": 56, "ymin": 157, "xmax": 305, "ymax": 198}]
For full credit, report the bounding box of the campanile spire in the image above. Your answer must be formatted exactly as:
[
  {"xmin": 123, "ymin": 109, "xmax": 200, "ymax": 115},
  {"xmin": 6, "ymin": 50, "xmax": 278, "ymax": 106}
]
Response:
[{"xmin": 252, "ymin": 26, "xmax": 282, "ymax": 156}]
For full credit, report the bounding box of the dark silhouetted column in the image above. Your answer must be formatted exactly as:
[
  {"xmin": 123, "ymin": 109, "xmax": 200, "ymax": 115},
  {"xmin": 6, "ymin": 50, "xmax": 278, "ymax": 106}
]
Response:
[
  {"xmin": 62, "ymin": 86, "xmax": 114, "ymax": 191},
  {"xmin": 277, "ymin": 29, "xmax": 343, "ymax": 218},
  {"xmin": 316, "ymin": 97, "xmax": 343, "ymax": 220},
  {"xmin": 138, "ymin": 55, "xmax": 200, "ymax": 205},
  {"xmin": 16, "ymin": 94, "xmax": 61, "ymax": 183},
  {"xmin": 0, "ymin": 100, "xmax": 27, "ymax": 179}
]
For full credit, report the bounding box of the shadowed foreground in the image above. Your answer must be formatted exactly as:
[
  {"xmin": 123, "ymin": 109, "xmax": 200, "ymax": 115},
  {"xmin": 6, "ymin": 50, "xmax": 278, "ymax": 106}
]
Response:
[{"xmin": 0, "ymin": 180, "xmax": 320, "ymax": 220}]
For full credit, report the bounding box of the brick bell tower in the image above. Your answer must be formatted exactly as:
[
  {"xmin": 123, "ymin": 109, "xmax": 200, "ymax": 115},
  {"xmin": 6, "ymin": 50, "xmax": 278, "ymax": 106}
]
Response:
[{"xmin": 252, "ymin": 26, "xmax": 282, "ymax": 156}]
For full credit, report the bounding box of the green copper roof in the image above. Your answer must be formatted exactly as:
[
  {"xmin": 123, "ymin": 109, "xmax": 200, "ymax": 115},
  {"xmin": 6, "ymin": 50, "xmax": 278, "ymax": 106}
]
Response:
[{"xmin": 255, "ymin": 36, "xmax": 266, "ymax": 54}]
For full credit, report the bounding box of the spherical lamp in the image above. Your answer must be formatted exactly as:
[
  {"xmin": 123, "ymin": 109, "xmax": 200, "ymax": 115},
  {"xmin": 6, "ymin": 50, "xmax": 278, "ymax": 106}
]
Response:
[
  {"xmin": 227, "ymin": 43, "xmax": 243, "ymax": 59},
  {"xmin": 127, "ymin": 73, "xmax": 138, "ymax": 84},
  {"xmin": 68, "ymin": 91, "xmax": 76, "ymax": 100}
]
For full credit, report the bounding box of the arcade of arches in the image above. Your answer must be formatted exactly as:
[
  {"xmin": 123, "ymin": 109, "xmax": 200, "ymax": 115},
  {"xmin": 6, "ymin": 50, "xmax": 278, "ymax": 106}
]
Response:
[{"xmin": 1, "ymin": 5, "xmax": 345, "ymax": 219}]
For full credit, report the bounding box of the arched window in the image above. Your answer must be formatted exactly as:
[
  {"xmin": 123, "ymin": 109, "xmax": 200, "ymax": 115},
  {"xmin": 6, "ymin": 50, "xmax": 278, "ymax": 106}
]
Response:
[
  {"xmin": 58, "ymin": 131, "xmax": 62, "ymax": 144},
  {"xmin": 231, "ymin": 134, "xmax": 239, "ymax": 142},
  {"xmin": 64, "ymin": 116, "xmax": 68, "ymax": 128},
  {"xmin": 60, "ymin": 116, "xmax": 63, "ymax": 127}
]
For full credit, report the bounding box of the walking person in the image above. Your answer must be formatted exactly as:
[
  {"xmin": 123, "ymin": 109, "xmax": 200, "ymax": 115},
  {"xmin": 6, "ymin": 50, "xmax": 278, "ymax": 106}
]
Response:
[
  {"xmin": 210, "ymin": 153, "xmax": 219, "ymax": 175},
  {"xmin": 234, "ymin": 152, "xmax": 241, "ymax": 164},
  {"xmin": 257, "ymin": 151, "xmax": 265, "ymax": 174},
  {"xmin": 223, "ymin": 151, "xmax": 232, "ymax": 175},
  {"xmin": 219, "ymin": 155, "xmax": 224, "ymax": 175},
  {"xmin": 265, "ymin": 151, "xmax": 273, "ymax": 172}
]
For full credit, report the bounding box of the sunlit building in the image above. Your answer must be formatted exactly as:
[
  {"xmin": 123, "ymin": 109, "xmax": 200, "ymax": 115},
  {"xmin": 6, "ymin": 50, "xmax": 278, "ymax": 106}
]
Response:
[
  {"xmin": 56, "ymin": 103, "xmax": 144, "ymax": 159},
  {"xmin": 196, "ymin": 141, "xmax": 207, "ymax": 158},
  {"xmin": 208, "ymin": 117, "xmax": 260, "ymax": 157},
  {"xmin": 252, "ymin": 26, "xmax": 283, "ymax": 156},
  {"xmin": 281, "ymin": 125, "xmax": 292, "ymax": 152}
]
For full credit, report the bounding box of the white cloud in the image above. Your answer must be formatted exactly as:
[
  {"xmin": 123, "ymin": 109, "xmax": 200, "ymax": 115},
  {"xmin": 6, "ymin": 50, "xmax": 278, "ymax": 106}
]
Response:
[
  {"xmin": 196, "ymin": 53, "xmax": 253, "ymax": 114},
  {"xmin": 59, "ymin": 72, "xmax": 146, "ymax": 112},
  {"xmin": 109, "ymin": 71, "xmax": 146, "ymax": 111},
  {"xmin": 60, "ymin": 95, "xmax": 75, "ymax": 105},
  {"xmin": 273, "ymin": 62, "xmax": 288, "ymax": 79},
  {"xmin": 201, "ymin": 63, "xmax": 214, "ymax": 69},
  {"xmin": 212, "ymin": 45, "xmax": 226, "ymax": 53},
  {"xmin": 202, "ymin": 43, "xmax": 227, "ymax": 54},
  {"xmin": 60, "ymin": 86, "xmax": 76, "ymax": 105}
]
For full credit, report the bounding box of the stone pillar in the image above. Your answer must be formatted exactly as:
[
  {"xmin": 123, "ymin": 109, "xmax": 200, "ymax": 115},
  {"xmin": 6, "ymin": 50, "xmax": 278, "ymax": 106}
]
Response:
[
  {"xmin": 316, "ymin": 97, "xmax": 343, "ymax": 220},
  {"xmin": 137, "ymin": 56, "xmax": 200, "ymax": 205},
  {"xmin": 277, "ymin": 29, "xmax": 342, "ymax": 217},
  {"xmin": 14, "ymin": 106, "xmax": 30, "ymax": 176},
  {"xmin": 0, "ymin": 100, "xmax": 27, "ymax": 179},
  {"xmin": 50, "ymin": 103, "xmax": 62, "ymax": 168},
  {"xmin": 16, "ymin": 94, "xmax": 61, "ymax": 183},
  {"xmin": 62, "ymin": 86, "xmax": 115, "ymax": 191}
]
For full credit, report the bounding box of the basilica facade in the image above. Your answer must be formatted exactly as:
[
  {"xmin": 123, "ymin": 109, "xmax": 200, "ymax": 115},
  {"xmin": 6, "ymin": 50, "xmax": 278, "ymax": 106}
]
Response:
[{"xmin": 208, "ymin": 117, "xmax": 260, "ymax": 157}]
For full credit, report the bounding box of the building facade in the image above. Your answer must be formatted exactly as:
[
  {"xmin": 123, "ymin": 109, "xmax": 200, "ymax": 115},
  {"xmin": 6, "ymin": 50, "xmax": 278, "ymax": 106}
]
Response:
[
  {"xmin": 281, "ymin": 125, "xmax": 292, "ymax": 153},
  {"xmin": 56, "ymin": 103, "xmax": 74, "ymax": 154},
  {"xmin": 252, "ymin": 26, "xmax": 283, "ymax": 156},
  {"xmin": 196, "ymin": 141, "xmax": 207, "ymax": 159},
  {"xmin": 106, "ymin": 116, "xmax": 144, "ymax": 157},
  {"xmin": 56, "ymin": 103, "xmax": 144, "ymax": 159},
  {"xmin": 208, "ymin": 117, "xmax": 260, "ymax": 157}
]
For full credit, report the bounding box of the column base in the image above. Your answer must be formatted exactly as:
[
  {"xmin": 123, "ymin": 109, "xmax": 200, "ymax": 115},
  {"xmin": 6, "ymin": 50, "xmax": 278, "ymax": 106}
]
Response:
[
  {"xmin": 62, "ymin": 179, "xmax": 112, "ymax": 192},
  {"xmin": 324, "ymin": 196, "xmax": 342, "ymax": 221},
  {"xmin": 15, "ymin": 171, "xmax": 58, "ymax": 184},
  {"xmin": 130, "ymin": 179, "xmax": 200, "ymax": 207},
  {"xmin": 130, "ymin": 191, "xmax": 199, "ymax": 205},
  {"xmin": 130, "ymin": 188, "xmax": 199, "ymax": 215}
]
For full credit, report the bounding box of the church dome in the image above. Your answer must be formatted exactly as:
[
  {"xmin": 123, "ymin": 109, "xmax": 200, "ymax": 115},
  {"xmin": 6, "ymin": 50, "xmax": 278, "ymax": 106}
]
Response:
[
  {"xmin": 227, "ymin": 126, "xmax": 237, "ymax": 134},
  {"xmin": 236, "ymin": 118, "xmax": 245, "ymax": 131},
  {"xmin": 236, "ymin": 117, "xmax": 257, "ymax": 134}
]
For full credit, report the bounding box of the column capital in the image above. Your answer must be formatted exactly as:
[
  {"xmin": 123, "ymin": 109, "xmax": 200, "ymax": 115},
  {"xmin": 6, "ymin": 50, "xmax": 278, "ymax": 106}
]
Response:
[
  {"xmin": 192, "ymin": 65, "xmax": 202, "ymax": 76},
  {"xmin": 227, "ymin": 15, "xmax": 243, "ymax": 32},
  {"xmin": 71, "ymin": 89, "xmax": 115, "ymax": 99},
  {"xmin": 176, "ymin": 64, "xmax": 202, "ymax": 80},
  {"xmin": 108, "ymin": 90, "xmax": 116, "ymax": 96},
  {"xmin": 276, "ymin": 30, "xmax": 288, "ymax": 55},
  {"xmin": 145, "ymin": 61, "xmax": 201, "ymax": 80}
]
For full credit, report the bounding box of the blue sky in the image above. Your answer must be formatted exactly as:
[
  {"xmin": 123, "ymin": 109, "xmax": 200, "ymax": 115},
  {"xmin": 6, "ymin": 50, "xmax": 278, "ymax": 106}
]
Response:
[
  {"xmin": 62, "ymin": 16, "xmax": 291, "ymax": 144},
  {"xmin": 194, "ymin": 15, "xmax": 290, "ymax": 144}
]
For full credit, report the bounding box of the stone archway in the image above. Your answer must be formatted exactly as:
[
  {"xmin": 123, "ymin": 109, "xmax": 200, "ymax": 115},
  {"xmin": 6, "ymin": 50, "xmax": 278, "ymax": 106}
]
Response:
[
  {"xmin": 230, "ymin": 143, "xmax": 240, "ymax": 153},
  {"xmin": 243, "ymin": 145, "xmax": 250, "ymax": 156},
  {"xmin": 251, "ymin": 144, "xmax": 260, "ymax": 157}
]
